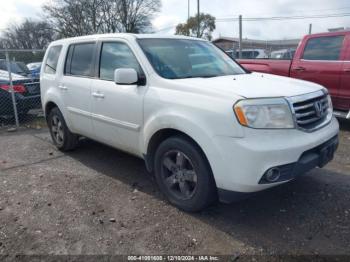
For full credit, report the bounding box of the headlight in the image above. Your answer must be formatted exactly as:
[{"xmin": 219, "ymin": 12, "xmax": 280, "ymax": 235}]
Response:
[{"xmin": 234, "ymin": 98, "xmax": 294, "ymax": 129}]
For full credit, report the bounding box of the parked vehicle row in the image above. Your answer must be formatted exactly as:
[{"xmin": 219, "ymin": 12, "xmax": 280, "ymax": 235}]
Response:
[
  {"xmin": 270, "ymin": 48, "xmax": 295, "ymax": 60},
  {"xmin": 0, "ymin": 59, "xmax": 42, "ymax": 118},
  {"xmin": 27, "ymin": 62, "xmax": 42, "ymax": 80},
  {"xmin": 237, "ymin": 31, "xmax": 350, "ymax": 119},
  {"xmin": 225, "ymin": 48, "xmax": 296, "ymax": 60},
  {"xmin": 41, "ymin": 34, "xmax": 339, "ymax": 211},
  {"xmin": 0, "ymin": 59, "xmax": 42, "ymax": 81},
  {"xmin": 226, "ymin": 49, "xmax": 269, "ymax": 59},
  {"xmin": 0, "ymin": 70, "xmax": 41, "ymax": 117},
  {"xmin": 0, "ymin": 59, "xmax": 31, "ymax": 78}
]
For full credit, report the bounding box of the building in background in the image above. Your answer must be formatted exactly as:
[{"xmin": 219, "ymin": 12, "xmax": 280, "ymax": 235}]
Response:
[
  {"xmin": 212, "ymin": 37, "xmax": 300, "ymax": 55},
  {"xmin": 328, "ymin": 27, "xmax": 350, "ymax": 32}
]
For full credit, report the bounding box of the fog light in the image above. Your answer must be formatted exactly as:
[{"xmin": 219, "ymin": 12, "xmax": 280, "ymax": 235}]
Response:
[{"xmin": 265, "ymin": 168, "xmax": 281, "ymax": 182}]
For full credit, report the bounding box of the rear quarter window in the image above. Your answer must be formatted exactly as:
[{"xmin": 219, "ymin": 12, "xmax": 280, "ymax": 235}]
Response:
[{"xmin": 44, "ymin": 45, "xmax": 62, "ymax": 74}]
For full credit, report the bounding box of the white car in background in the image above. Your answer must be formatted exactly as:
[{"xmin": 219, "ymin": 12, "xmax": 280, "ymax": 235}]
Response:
[{"xmin": 41, "ymin": 34, "xmax": 339, "ymax": 211}]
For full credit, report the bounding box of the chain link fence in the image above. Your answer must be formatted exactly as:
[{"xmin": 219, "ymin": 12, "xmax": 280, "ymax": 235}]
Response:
[
  {"xmin": 212, "ymin": 13, "xmax": 349, "ymax": 60},
  {"xmin": 0, "ymin": 49, "xmax": 46, "ymax": 130}
]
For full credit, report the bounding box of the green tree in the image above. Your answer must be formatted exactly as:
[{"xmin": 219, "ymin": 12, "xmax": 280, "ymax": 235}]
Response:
[{"xmin": 175, "ymin": 13, "xmax": 216, "ymax": 40}]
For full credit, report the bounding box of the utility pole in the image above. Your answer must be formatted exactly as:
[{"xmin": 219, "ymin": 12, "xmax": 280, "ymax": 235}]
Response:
[
  {"xmin": 5, "ymin": 50, "xmax": 19, "ymax": 129},
  {"xmin": 308, "ymin": 23, "xmax": 312, "ymax": 34},
  {"xmin": 188, "ymin": 0, "xmax": 190, "ymax": 21},
  {"xmin": 197, "ymin": 0, "xmax": 200, "ymax": 38},
  {"xmin": 239, "ymin": 15, "xmax": 242, "ymax": 59}
]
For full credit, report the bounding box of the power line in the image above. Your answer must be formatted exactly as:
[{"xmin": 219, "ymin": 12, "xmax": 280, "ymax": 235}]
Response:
[
  {"xmin": 216, "ymin": 12, "xmax": 350, "ymax": 22},
  {"xmin": 217, "ymin": 13, "xmax": 350, "ymax": 21},
  {"xmin": 219, "ymin": 6, "xmax": 350, "ymax": 18},
  {"xmin": 153, "ymin": 11, "xmax": 350, "ymax": 33}
]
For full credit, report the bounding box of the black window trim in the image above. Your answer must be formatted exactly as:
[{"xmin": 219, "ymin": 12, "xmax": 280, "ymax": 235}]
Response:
[
  {"xmin": 95, "ymin": 39, "xmax": 147, "ymax": 85},
  {"xmin": 44, "ymin": 45, "xmax": 63, "ymax": 75},
  {"xmin": 301, "ymin": 35, "xmax": 345, "ymax": 62},
  {"xmin": 213, "ymin": 44, "xmax": 250, "ymax": 73},
  {"xmin": 64, "ymin": 41, "xmax": 98, "ymax": 79}
]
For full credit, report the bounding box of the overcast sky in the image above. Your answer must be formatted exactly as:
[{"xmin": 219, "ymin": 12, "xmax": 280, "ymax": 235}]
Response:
[{"xmin": 1, "ymin": 0, "xmax": 349, "ymax": 40}]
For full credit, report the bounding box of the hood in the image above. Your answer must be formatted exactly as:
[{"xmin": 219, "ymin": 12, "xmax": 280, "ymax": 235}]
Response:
[
  {"xmin": 0, "ymin": 69, "xmax": 30, "ymax": 81},
  {"xmin": 172, "ymin": 72, "xmax": 324, "ymax": 99}
]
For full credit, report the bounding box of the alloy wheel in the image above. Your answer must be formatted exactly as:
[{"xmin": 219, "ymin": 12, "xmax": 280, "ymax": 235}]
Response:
[
  {"xmin": 161, "ymin": 150, "xmax": 198, "ymax": 200},
  {"xmin": 51, "ymin": 115, "xmax": 64, "ymax": 146}
]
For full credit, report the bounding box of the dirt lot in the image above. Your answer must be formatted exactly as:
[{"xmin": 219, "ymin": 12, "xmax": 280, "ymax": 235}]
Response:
[{"xmin": 0, "ymin": 120, "xmax": 349, "ymax": 258}]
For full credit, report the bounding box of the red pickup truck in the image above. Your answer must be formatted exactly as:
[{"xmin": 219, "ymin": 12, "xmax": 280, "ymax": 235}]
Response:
[{"xmin": 238, "ymin": 31, "xmax": 350, "ymax": 119}]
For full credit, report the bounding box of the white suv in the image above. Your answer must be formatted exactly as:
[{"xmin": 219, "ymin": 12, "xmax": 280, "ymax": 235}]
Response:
[{"xmin": 41, "ymin": 34, "xmax": 339, "ymax": 211}]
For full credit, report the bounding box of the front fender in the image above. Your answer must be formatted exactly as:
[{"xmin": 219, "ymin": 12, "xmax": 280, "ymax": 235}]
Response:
[
  {"xmin": 141, "ymin": 109, "xmax": 237, "ymax": 189},
  {"xmin": 142, "ymin": 110, "xmax": 215, "ymax": 156}
]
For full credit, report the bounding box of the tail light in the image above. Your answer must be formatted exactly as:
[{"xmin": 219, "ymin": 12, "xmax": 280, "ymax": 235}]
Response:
[{"xmin": 0, "ymin": 84, "xmax": 26, "ymax": 93}]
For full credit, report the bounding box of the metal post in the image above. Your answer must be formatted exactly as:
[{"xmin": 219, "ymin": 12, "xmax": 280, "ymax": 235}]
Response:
[
  {"xmin": 188, "ymin": 0, "xmax": 190, "ymax": 21},
  {"xmin": 197, "ymin": 0, "xmax": 200, "ymax": 38},
  {"xmin": 308, "ymin": 24, "xmax": 312, "ymax": 34},
  {"xmin": 239, "ymin": 15, "xmax": 242, "ymax": 59},
  {"xmin": 5, "ymin": 50, "xmax": 19, "ymax": 129}
]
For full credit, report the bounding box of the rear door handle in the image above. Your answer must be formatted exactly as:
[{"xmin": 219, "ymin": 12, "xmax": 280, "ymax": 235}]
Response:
[
  {"xmin": 293, "ymin": 66, "xmax": 306, "ymax": 72},
  {"xmin": 58, "ymin": 84, "xmax": 68, "ymax": 90},
  {"xmin": 92, "ymin": 92, "xmax": 105, "ymax": 99},
  {"xmin": 344, "ymin": 68, "xmax": 350, "ymax": 73}
]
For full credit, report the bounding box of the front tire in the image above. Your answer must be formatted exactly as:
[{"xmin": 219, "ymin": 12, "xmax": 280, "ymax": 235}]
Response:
[
  {"xmin": 154, "ymin": 136, "xmax": 217, "ymax": 212},
  {"xmin": 47, "ymin": 107, "xmax": 78, "ymax": 151}
]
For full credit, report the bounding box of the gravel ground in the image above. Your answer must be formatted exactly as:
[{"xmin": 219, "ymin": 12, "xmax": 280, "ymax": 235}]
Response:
[{"xmin": 0, "ymin": 120, "xmax": 349, "ymax": 258}]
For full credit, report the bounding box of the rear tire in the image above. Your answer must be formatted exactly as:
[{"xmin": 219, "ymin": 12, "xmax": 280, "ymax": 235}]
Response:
[
  {"xmin": 154, "ymin": 136, "xmax": 217, "ymax": 212},
  {"xmin": 47, "ymin": 107, "xmax": 78, "ymax": 151}
]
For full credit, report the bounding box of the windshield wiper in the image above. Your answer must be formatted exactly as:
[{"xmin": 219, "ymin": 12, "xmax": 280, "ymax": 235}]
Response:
[
  {"xmin": 45, "ymin": 64, "xmax": 56, "ymax": 72},
  {"xmin": 199, "ymin": 75, "xmax": 221, "ymax": 78},
  {"xmin": 179, "ymin": 75, "xmax": 221, "ymax": 79}
]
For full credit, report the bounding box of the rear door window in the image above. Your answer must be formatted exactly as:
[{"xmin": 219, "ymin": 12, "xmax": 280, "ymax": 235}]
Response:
[
  {"xmin": 302, "ymin": 36, "xmax": 344, "ymax": 61},
  {"xmin": 65, "ymin": 43, "xmax": 95, "ymax": 77},
  {"xmin": 44, "ymin": 45, "xmax": 62, "ymax": 74}
]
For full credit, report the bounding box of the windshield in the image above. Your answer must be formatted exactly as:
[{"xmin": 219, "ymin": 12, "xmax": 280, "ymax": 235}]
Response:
[
  {"xmin": 16, "ymin": 62, "xmax": 31, "ymax": 74},
  {"xmin": 137, "ymin": 38, "xmax": 246, "ymax": 79},
  {"xmin": 0, "ymin": 60, "xmax": 26, "ymax": 75}
]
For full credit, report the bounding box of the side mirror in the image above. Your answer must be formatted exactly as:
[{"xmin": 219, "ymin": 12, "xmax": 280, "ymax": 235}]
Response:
[{"xmin": 114, "ymin": 68, "xmax": 138, "ymax": 85}]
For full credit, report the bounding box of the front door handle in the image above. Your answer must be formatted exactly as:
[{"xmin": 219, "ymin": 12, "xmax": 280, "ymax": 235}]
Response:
[
  {"xmin": 58, "ymin": 84, "xmax": 68, "ymax": 90},
  {"xmin": 344, "ymin": 68, "xmax": 350, "ymax": 73},
  {"xmin": 92, "ymin": 92, "xmax": 105, "ymax": 99},
  {"xmin": 293, "ymin": 66, "xmax": 306, "ymax": 72}
]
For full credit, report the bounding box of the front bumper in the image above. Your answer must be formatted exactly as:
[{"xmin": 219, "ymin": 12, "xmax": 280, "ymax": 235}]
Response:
[
  {"xmin": 218, "ymin": 134, "xmax": 339, "ymax": 203},
  {"xmin": 258, "ymin": 135, "xmax": 338, "ymax": 184},
  {"xmin": 207, "ymin": 117, "xmax": 339, "ymax": 197},
  {"xmin": 333, "ymin": 110, "xmax": 350, "ymax": 120}
]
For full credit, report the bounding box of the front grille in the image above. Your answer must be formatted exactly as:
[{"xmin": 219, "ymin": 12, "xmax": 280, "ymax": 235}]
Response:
[{"xmin": 292, "ymin": 92, "xmax": 329, "ymax": 131}]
